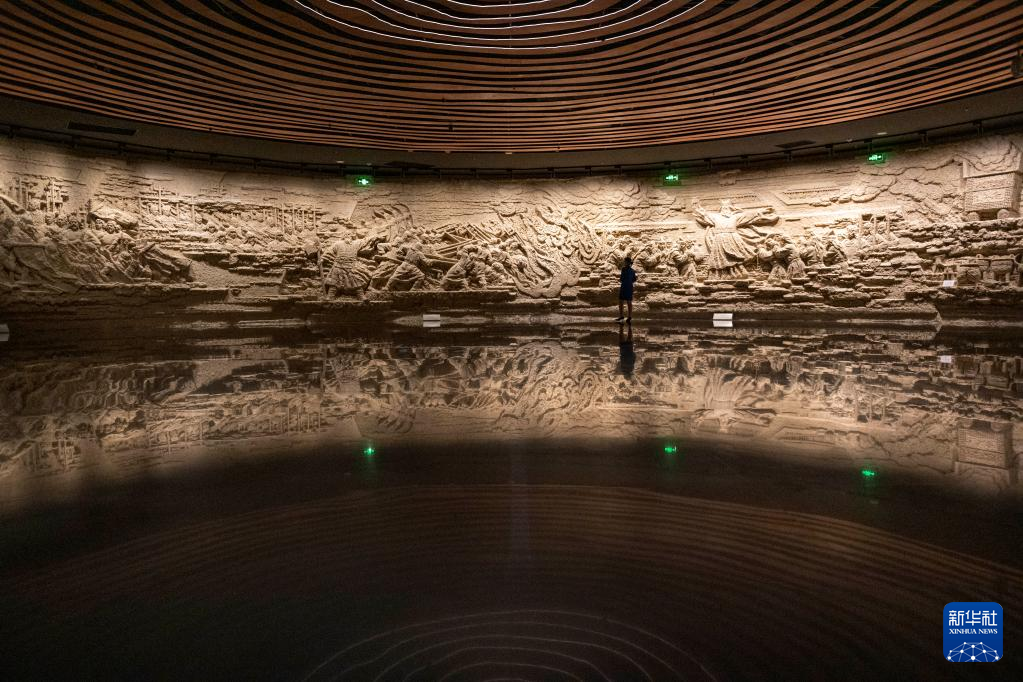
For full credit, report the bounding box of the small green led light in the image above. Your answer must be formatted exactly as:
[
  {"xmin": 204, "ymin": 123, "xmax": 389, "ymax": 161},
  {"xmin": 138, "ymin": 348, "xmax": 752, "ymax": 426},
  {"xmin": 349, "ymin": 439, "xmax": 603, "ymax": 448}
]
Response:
[
  {"xmin": 663, "ymin": 172, "xmax": 681, "ymax": 186},
  {"xmin": 867, "ymin": 152, "xmax": 886, "ymax": 164},
  {"xmin": 363, "ymin": 446, "xmax": 375, "ymax": 456},
  {"xmin": 664, "ymin": 445, "xmax": 678, "ymax": 454},
  {"xmin": 860, "ymin": 468, "xmax": 876, "ymax": 478},
  {"xmin": 353, "ymin": 175, "xmax": 373, "ymax": 187}
]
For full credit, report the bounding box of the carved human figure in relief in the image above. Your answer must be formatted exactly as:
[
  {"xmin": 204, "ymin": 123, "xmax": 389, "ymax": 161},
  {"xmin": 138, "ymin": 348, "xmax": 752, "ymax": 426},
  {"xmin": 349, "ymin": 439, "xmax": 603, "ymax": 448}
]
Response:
[
  {"xmin": 82, "ymin": 203, "xmax": 191, "ymax": 283},
  {"xmin": 605, "ymin": 235, "xmax": 645, "ymax": 272},
  {"xmin": 323, "ymin": 228, "xmax": 384, "ymax": 298},
  {"xmin": 757, "ymin": 234, "xmax": 793, "ymax": 283},
  {"xmin": 668, "ymin": 238, "xmax": 701, "ymax": 282},
  {"xmin": 440, "ymin": 243, "xmax": 513, "ymax": 290},
  {"xmin": 382, "ymin": 238, "xmax": 448, "ymax": 291},
  {"xmin": 441, "ymin": 244, "xmax": 487, "ymax": 290},
  {"xmin": 797, "ymin": 230, "xmax": 847, "ymax": 269},
  {"xmin": 691, "ymin": 199, "xmax": 778, "ymax": 278},
  {"xmin": 639, "ymin": 241, "xmax": 670, "ymax": 273},
  {"xmin": 482, "ymin": 244, "xmax": 515, "ymax": 285}
]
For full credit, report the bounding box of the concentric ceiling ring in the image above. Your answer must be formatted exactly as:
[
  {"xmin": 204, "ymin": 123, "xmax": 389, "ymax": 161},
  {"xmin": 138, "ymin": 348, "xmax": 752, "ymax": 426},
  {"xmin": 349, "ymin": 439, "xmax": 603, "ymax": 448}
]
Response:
[
  {"xmin": 293, "ymin": 0, "xmax": 707, "ymax": 49},
  {"xmin": 0, "ymin": 1, "xmax": 1020, "ymax": 152}
]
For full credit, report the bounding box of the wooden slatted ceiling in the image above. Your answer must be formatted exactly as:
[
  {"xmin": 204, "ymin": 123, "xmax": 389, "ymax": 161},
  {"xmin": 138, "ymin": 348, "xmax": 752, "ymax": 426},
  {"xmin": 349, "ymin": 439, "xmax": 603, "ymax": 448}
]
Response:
[{"xmin": 0, "ymin": 0, "xmax": 1020, "ymax": 153}]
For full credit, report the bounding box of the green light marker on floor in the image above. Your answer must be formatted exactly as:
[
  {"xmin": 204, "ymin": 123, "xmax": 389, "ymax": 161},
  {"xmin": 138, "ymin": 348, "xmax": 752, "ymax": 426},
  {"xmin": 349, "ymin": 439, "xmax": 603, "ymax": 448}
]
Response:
[
  {"xmin": 664, "ymin": 445, "xmax": 677, "ymax": 454},
  {"xmin": 364, "ymin": 446, "xmax": 376, "ymax": 456},
  {"xmin": 861, "ymin": 468, "xmax": 876, "ymax": 478}
]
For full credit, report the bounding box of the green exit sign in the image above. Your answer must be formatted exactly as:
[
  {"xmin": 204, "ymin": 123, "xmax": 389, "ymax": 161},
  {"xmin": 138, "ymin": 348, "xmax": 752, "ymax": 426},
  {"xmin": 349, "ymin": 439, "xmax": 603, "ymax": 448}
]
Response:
[
  {"xmin": 353, "ymin": 175, "xmax": 374, "ymax": 187},
  {"xmin": 867, "ymin": 152, "xmax": 887, "ymax": 164},
  {"xmin": 663, "ymin": 171, "xmax": 682, "ymax": 186}
]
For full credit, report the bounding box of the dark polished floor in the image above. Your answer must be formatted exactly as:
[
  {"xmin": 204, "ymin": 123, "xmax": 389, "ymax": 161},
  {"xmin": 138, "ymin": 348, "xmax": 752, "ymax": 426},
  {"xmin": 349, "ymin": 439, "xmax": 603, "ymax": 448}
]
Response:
[{"xmin": 0, "ymin": 317, "xmax": 1021, "ymax": 680}]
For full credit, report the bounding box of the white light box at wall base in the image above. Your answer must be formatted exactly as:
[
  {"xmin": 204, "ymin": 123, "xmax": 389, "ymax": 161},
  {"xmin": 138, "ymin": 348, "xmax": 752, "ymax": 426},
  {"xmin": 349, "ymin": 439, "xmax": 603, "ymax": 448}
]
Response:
[
  {"xmin": 423, "ymin": 314, "xmax": 441, "ymax": 321},
  {"xmin": 942, "ymin": 280, "xmax": 957, "ymax": 287},
  {"xmin": 713, "ymin": 313, "xmax": 734, "ymax": 321},
  {"xmin": 713, "ymin": 320, "xmax": 734, "ymax": 328}
]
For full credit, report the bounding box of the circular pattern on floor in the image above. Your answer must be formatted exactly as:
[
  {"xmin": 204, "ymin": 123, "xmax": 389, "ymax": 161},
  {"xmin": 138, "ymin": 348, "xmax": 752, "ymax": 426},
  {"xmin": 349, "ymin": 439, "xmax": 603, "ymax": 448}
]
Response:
[
  {"xmin": 304, "ymin": 610, "xmax": 713, "ymax": 681},
  {"xmin": 1, "ymin": 485, "xmax": 1021, "ymax": 679}
]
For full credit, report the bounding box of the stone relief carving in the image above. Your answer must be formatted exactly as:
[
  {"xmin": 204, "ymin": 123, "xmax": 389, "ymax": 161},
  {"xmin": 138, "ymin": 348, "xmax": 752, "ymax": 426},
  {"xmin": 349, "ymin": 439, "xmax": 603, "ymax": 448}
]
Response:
[
  {"xmin": 959, "ymin": 138, "xmax": 1023, "ymax": 221},
  {"xmin": 2, "ymin": 134, "xmax": 1023, "ymax": 312},
  {"xmin": 692, "ymin": 198, "xmax": 780, "ymax": 279},
  {"xmin": 1, "ymin": 327, "xmax": 1019, "ymax": 509},
  {"xmin": 322, "ymin": 228, "xmax": 386, "ymax": 297},
  {"xmin": 0, "ymin": 183, "xmax": 193, "ymax": 290},
  {"xmin": 668, "ymin": 238, "xmax": 701, "ymax": 282}
]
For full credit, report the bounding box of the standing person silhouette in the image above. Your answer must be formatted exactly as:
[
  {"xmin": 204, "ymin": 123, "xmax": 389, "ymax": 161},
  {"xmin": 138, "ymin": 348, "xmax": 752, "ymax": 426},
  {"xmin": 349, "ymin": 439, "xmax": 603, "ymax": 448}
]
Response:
[
  {"xmin": 616, "ymin": 256, "xmax": 638, "ymax": 322},
  {"xmin": 617, "ymin": 322, "xmax": 635, "ymax": 380}
]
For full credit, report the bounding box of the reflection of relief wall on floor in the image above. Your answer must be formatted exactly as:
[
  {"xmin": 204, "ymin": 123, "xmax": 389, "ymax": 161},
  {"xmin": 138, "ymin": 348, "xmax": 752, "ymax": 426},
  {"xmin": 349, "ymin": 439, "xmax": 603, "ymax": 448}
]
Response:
[
  {"xmin": 1, "ymin": 134, "xmax": 1022, "ymax": 313},
  {"xmin": 1, "ymin": 330, "xmax": 1019, "ymax": 506}
]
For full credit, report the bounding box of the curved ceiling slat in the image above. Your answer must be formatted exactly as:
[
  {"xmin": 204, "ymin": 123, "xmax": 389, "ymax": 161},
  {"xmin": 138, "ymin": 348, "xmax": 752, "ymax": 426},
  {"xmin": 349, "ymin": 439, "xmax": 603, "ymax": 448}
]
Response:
[
  {"xmin": 0, "ymin": 0, "xmax": 1019, "ymax": 153},
  {"xmin": 0, "ymin": 30, "xmax": 1008, "ymax": 127},
  {"xmin": 4, "ymin": 0, "xmax": 1012, "ymax": 109},
  {"xmin": 0, "ymin": 2, "xmax": 991, "ymax": 112}
]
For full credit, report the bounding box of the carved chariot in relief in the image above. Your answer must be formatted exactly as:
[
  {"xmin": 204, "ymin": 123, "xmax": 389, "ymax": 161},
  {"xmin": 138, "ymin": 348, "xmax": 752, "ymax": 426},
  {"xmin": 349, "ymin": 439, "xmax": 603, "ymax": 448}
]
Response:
[{"xmin": 963, "ymin": 170, "xmax": 1022, "ymax": 221}]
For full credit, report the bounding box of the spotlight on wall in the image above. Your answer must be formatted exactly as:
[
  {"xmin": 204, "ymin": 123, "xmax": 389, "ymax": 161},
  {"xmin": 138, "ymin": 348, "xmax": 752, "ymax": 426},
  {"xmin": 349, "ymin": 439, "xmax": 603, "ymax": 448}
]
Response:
[{"xmin": 352, "ymin": 174, "xmax": 374, "ymax": 187}]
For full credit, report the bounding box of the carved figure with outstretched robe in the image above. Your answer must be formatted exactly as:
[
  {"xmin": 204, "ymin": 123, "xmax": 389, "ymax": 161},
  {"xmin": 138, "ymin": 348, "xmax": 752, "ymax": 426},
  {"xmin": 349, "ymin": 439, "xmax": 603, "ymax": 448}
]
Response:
[{"xmin": 692, "ymin": 199, "xmax": 778, "ymax": 278}]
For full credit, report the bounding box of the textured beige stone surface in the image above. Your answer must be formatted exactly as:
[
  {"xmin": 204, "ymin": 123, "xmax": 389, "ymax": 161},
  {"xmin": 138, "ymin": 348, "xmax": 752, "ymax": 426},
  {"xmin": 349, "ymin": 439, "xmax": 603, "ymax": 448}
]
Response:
[{"xmin": 1, "ymin": 134, "xmax": 1022, "ymax": 315}]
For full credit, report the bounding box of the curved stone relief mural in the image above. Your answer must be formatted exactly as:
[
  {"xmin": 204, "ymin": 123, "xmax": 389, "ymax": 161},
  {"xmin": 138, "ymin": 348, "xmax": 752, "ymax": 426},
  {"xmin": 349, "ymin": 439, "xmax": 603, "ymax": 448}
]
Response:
[
  {"xmin": 1, "ymin": 327, "xmax": 1020, "ymax": 510},
  {"xmin": 1, "ymin": 134, "xmax": 1022, "ymax": 312}
]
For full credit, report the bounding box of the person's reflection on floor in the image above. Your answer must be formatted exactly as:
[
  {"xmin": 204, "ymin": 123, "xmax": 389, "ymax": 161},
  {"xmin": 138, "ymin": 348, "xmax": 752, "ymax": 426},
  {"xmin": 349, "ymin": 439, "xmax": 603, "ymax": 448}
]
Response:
[{"xmin": 617, "ymin": 322, "xmax": 636, "ymax": 380}]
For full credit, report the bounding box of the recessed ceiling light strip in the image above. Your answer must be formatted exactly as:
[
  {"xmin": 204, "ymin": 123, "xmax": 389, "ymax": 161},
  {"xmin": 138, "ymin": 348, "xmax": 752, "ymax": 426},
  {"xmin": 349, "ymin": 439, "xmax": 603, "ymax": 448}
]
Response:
[
  {"xmin": 291, "ymin": 0, "xmax": 709, "ymax": 49},
  {"xmin": 354, "ymin": 0, "xmax": 628, "ymax": 25}
]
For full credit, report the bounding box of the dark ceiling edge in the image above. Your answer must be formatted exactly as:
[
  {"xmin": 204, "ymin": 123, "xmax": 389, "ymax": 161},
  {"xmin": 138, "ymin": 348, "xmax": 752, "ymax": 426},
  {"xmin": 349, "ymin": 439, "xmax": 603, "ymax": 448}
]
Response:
[
  {"xmin": 1, "ymin": 84, "xmax": 1022, "ymax": 173},
  {"xmin": 4, "ymin": 114, "xmax": 1023, "ymax": 181}
]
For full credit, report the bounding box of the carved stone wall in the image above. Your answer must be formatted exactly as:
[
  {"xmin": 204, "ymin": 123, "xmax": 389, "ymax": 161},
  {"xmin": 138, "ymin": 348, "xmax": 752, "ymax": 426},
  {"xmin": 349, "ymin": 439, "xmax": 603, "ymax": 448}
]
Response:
[
  {"xmin": 2, "ymin": 133, "xmax": 1022, "ymax": 315},
  {"xmin": 2, "ymin": 326, "xmax": 1020, "ymax": 510}
]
